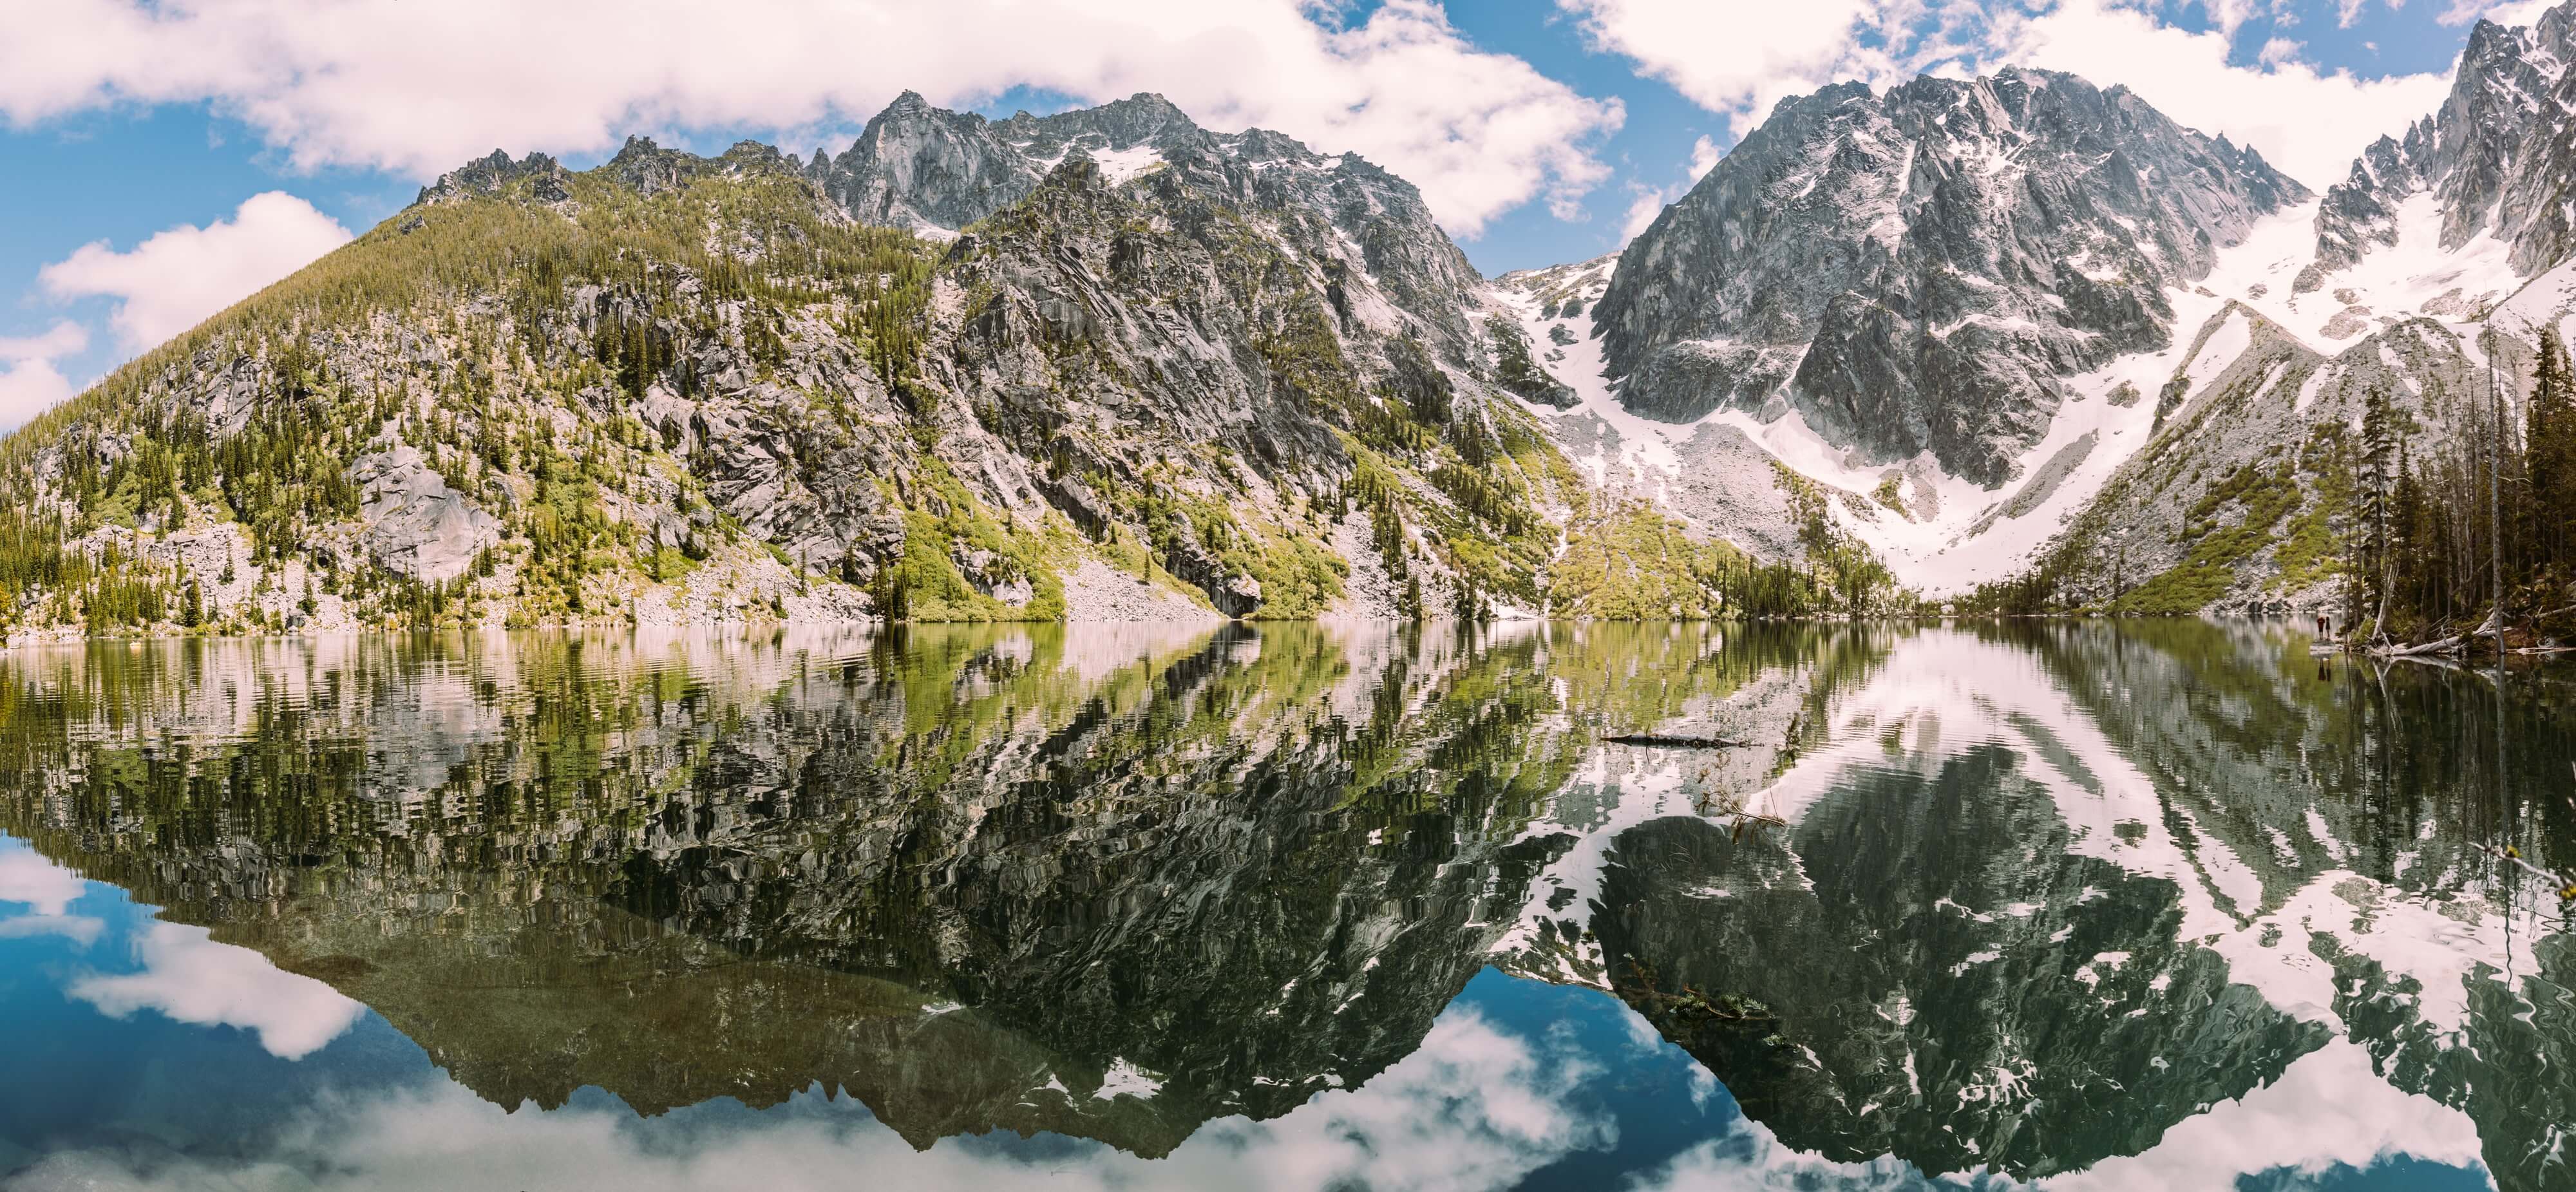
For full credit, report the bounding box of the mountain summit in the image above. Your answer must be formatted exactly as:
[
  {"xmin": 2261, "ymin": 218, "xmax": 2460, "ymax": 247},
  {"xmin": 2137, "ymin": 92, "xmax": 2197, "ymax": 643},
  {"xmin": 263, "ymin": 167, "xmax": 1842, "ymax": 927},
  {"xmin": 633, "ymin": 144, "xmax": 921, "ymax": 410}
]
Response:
[
  {"xmin": 0, "ymin": 88, "xmax": 1722, "ymax": 637},
  {"xmin": 1593, "ymin": 66, "xmax": 2306, "ymax": 487},
  {"xmin": 15, "ymin": 26, "xmax": 2576, "ymax": 638}
]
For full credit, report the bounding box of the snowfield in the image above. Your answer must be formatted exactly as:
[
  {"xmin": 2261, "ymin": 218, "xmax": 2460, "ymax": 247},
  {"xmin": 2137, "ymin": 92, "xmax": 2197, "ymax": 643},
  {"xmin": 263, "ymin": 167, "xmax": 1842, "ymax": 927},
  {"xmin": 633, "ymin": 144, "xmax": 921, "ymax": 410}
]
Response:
[{"xmin": 1500, "ymin": 189, "xmax": 2559, "ymax": 596}]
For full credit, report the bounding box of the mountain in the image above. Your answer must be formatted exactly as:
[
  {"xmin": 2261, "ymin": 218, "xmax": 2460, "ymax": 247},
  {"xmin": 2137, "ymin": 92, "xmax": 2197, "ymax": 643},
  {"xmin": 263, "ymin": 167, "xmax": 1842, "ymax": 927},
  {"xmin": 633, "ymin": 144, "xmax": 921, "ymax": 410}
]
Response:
[
  {"xmin": 1479, "ymin": 5, "xmax": 2576, "ymax": 618},
  {"xmin": 21, "ymin": 26, "xmax": 2576, "ymax": 634},
  {"xmin": 2310, "ymin": 6, "xmax": 2576, "ymax": 280},
  {"xmin": 0, "ymin": 623, "xmax": 1763, "ymax": 1153},
  {"xmin": 1577, "ymin": 624, "xmax": 2576, "ymax": 1188},
  {"xmin": 2002, "ymin": 5, "xmax": 2576, "ymax": 617},
  {"xmin": 1484, "ymin": 66, "xmax": 2342, "ymax": 603},
  {"xmin": 1592, "ymin": 68, "xmax": 2305, "ymax": 487},
  {"xmin": 0, "ymin": 91, "xmax": 1739, "ymax": 639}
]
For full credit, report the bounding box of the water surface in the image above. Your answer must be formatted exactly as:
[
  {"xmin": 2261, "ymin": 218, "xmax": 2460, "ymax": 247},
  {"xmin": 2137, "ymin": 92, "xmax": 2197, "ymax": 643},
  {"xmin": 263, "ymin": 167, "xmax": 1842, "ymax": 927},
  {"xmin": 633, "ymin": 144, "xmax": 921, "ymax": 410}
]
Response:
[{"xmin": 0, "ymin": 621, "xmax": 2569, "ymax": 1191}]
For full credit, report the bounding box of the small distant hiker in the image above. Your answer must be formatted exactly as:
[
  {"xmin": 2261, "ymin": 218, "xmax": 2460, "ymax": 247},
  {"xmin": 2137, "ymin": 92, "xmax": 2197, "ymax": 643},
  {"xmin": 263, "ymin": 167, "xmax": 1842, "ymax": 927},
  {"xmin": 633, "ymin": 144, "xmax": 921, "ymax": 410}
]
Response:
[{"xmin": 2315, "ymin": 612, "xmax": 2329, "ymax": 638}]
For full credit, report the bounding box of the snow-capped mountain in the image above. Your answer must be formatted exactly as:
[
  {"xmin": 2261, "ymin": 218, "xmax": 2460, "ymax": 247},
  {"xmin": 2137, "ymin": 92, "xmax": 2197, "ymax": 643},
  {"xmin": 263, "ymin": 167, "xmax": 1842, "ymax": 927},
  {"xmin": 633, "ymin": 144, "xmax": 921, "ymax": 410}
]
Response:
[
  {"xmin": 1593, "ymin": 68, "xmax": 2304, "ymax": 489},
  {"xmin": 24, "ymin": 9, "xmax": 2576, "ymax": 630},
  {"xmin": 1504, "ymin": 5, "xmax": 2576, "ymax": 608},
  {"xmin": 2313, "ymin": 6, "xmax": 2576, "ymax": 281}
]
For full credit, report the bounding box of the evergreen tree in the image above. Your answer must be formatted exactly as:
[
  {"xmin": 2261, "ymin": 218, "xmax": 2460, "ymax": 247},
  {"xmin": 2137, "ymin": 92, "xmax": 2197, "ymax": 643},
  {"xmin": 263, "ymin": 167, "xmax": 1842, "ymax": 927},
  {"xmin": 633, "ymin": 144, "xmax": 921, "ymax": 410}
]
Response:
[
  {"xmin": 2530, "ymin": 327, "xmax": 2576, "ymax": 593},
  {"xmin": 2389, "ymin": 442, "xmax": 2428, "ymax": 630},
  {"xmin": 2353, "ymin": 383, "xmax": 2399, "ymax": 627}
]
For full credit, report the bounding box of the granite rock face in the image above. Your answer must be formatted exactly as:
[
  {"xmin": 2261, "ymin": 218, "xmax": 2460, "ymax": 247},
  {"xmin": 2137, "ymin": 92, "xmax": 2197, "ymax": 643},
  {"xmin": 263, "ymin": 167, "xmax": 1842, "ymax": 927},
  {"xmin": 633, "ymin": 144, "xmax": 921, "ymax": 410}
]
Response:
[
  {"xmin": 2311, "ymin": 7, "xmax": 2576, "ymax": 277},
  {"xmin": 1593, "ymin": 68, "xmax": 2306, "ymax": 487},
  {"xmin": 415, "ymin": 149, "xmax": 571, "ymax": 207},
  {"xmin": 350, "ymin": 440, "xmax": 503, "ymax": 583},
  {"xmin": 3, "ymin": 87, "xmax": 1591, "ymax": 631}
]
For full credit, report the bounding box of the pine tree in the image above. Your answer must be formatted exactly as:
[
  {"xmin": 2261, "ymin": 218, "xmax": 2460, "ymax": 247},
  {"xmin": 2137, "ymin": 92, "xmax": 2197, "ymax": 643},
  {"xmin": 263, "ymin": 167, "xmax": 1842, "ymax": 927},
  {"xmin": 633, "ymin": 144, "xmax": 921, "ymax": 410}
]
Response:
[
  {"xmin": 2530, "ymin": 327, "xmax": 2576, "ymax": 594},
  {"xmin": 2389, "ymin": 447, "xmax": 2418, "ymax": 629},
  {"xmin": 2356, "ymin": 383, "xmax": 2398, "ymax": 627}
]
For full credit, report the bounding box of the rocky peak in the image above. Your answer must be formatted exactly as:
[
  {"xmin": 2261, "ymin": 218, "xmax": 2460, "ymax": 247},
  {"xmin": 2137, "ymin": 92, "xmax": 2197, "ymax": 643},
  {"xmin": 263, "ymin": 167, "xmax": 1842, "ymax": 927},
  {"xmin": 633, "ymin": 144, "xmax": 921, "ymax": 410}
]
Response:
[
  {"xmin": 410, "ymin": 137, "xmax": 830, "ymax": 220},
  {"xmin": 814, "ymin": 91, "xmax": 1273, "ymax": 238},
  {"xmin": 415, "ymin": 148, "xmax": 569, "ymax": 206},
  {"xmin": 1004, "ymin": 91, "xmax": 1200, "ymax": 151},
  {"xmin": 2311, "ymin": 3, "xmax": 2576, "ymax": 277},
  {"xmin": 605, "ymin": 135, "xmax": 697, "ymax": 195},
  {"xmin": 1591, "ymin": 66, "xmax": 2304, "ymax": 486},
  {"xmin": 819, "ymin": 93, "xmax": 1029, "ymax": 232}
]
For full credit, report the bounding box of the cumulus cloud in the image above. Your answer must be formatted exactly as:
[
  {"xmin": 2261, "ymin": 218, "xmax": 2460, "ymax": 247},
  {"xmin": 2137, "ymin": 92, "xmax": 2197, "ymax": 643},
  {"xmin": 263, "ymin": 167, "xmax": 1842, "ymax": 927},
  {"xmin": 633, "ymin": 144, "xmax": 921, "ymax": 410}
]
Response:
[
  {"xmin": 0, "ymin": 321, "xmax": 90, "ymax": 429},
  {"xmin": 1562, "ymin": 0, "xmax": 2453, "ymax": 191},
  {"xmin": 2003, "ymin": 0, "xmax": 2451, "ymax": 186},
  {"xmin": 0, "ymin": 913, "xmax": 108, "ymax": 947},
  {"xmin": 1618, "ymin": 134, "xmax": 1725, "ymax": 240},
  {"xmin": 13, "ymin": 1004, "xmax": 1618, "ymax": 1191},
  {"xmin": 2198, "ymin": 0, "xmax": 2263, "ymax": 38},
  {"xmin": 2474, "ymin": 0, "xmax": 2563, "ymax": 24},
  {"xmin": 1560, "ymin": 0, "xmax": 1888, "ymax": 137},
  {"xmin": 0, "ymin": 0, "xmax": 1618, "ymax": 238},
  {"xmin": 70, "ymin": 921, "xmax": 365, "ymax": 1059},
  {"xmin": 38, "ymin": 191, "xmax": 352, "ymax": 352},
  {"xmin": 1620, "ymin": 1121, "xmax": 1929, "ymax": 1190},
  {"xmin": 0, "ymin": 845, "xmax": 91, "ymax": 916}
]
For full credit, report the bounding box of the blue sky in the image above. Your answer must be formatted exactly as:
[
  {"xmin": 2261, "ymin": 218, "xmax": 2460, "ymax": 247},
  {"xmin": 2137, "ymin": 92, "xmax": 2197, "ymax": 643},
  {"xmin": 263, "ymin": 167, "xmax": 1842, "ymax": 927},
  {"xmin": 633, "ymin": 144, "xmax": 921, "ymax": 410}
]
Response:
[{"xmin": 0, "ymin": 0, "xmax": 2539, "ymax": 425}]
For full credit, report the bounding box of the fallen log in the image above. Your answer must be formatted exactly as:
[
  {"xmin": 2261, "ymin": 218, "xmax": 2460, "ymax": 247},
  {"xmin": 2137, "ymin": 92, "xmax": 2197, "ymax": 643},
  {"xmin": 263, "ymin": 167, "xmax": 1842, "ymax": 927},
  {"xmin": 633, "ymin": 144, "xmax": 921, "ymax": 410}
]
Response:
[
  {"xmin": 2371, "ymin": 633, "xmax": 2467, "ymax": 658},
  {"xmin": 1604, "ymin": 733, "xmax": 1752, "ymax": 748},
  {"xmin": 2472, "ymin": 843, "xmax": 2576, "ymax": 902}
]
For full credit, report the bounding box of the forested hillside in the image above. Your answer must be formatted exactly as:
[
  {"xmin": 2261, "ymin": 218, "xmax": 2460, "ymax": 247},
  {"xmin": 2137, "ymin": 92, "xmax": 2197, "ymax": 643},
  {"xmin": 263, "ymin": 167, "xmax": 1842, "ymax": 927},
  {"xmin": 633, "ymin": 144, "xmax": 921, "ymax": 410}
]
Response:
[{"xmin": 0, "ymin": 99, "xmax": 1868, "ymax": 638}]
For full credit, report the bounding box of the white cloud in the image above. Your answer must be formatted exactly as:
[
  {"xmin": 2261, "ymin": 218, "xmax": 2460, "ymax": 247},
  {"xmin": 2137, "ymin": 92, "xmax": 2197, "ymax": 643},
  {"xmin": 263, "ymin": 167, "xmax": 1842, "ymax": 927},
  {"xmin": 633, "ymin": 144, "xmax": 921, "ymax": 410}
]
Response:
[
  {"xmin": 2472, "ymin": 0, "xmax": 2561, "ymax": 24},
  {"xmin": 1560, "ymin": 0, "xmax": 1886, "ymax": 137},
  {"xmin": 12, "ymin": 1003, "xmax": 1616, "ymax": 1191},
  {"xmin": 1686, "ymin": 135, "xmax": 1726, "ymax": 179},
  {"xmin": 2003, "ymin": 0, "xmax": 2452, "ymax": 187},
  {"xmin": 1564, "ymin": 0, "xmax": 2452, "ymax": 192},
  {"xmin": 2199, "ymin": 0, "xmax": 2262, "ymax": 38},
  {"xmin": 70, "ymin": 921, "xmax": 365, "ymax": 1059},
  {"xmin": 0, "ymin": 914, "xmax": 107, "ymax": 947},
  {"xmin": 1617, "ymin": 190, "xmax": 1666, "ymax": 240},
  {"xmin": 1620, "ymin": 134, "xmax": 1723, "ymax": 240},
  {"xmin": 0, "ymin": 321, "xmax": 90, "ymax": 429},
  {"xmin": 39, "ymin": 191, "xmax": 352, "ymax": 352},
  {"xmin": 2445, "ymin": 0, "xmax": 2501, "ymax": 24},
  {"xmin": 1619, "ymin": 1115, "xmax": 1933, "ymax": 1189},
  {"xmin": 0, "ymin": 0, "xmax": 1618, "ymax": 238},
  {"xmin": 1616, "ymin": 1040, "xmax": 2486, "ymax": 1192},
  {"xmin": 0, "ymin": 845, "xmax": 90, "ymax": 916}
]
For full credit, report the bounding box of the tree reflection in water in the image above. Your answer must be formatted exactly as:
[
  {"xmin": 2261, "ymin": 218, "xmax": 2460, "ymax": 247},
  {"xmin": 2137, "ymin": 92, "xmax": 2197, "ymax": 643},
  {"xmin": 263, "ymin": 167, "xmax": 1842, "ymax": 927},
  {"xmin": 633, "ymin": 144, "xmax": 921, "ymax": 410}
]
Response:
[{"xmin": 0, "ymin": 621, "xmax": 2563, "ymax": 1190}]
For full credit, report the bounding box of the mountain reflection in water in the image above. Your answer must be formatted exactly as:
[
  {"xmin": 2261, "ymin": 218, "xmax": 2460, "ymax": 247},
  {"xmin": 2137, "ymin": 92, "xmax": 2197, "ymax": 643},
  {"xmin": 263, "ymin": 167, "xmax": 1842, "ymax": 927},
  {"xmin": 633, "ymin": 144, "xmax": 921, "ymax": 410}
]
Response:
[{"xmin": 0, "ymin": 621, "xmax": 2566, "ymax": 1191}]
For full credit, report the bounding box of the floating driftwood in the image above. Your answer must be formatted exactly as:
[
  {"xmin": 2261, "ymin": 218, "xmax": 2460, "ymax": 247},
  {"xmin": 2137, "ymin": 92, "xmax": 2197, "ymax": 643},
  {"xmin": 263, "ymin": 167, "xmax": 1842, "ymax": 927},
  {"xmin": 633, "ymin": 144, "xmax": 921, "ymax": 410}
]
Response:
[
  {"xmin": 2367, "ymin": 609, "xmax": 2505, "ymax": 659},
  {"xmin": 2371, "ymin": 634, "xmax": 2468, "ymax": 658},
  {"xmin": 2473, "ymin": 842, "xmax": 2576, "ymax": 901},
  {"xmin": 1604, "ymin": 733, "xmax": 1752, "ymax": 748}
]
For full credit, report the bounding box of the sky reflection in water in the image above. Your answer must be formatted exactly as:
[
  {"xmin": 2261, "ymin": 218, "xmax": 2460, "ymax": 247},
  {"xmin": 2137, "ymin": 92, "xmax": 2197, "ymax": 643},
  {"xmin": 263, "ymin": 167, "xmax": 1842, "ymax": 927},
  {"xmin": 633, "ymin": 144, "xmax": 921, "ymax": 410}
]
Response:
[{"xmin": 0, "ymin": 621, "xmax": 2562, "ymax": 1191}]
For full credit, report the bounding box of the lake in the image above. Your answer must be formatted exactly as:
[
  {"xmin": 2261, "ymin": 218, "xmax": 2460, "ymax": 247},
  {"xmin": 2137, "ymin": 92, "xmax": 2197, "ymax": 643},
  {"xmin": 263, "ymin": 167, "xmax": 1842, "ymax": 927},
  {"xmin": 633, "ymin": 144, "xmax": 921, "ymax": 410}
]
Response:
[{"xmin": 0, "ymin": 621, "xmax": 2569, "ymax": 1191}]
